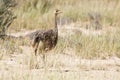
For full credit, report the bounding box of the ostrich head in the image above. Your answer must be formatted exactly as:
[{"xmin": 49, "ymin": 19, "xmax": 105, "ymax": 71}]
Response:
[{"xmin": 54, "ymin": 9, "xmax": 62, "ymax": 16}]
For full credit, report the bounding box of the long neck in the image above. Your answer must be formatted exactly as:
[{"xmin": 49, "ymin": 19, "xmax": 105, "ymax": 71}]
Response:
[
  {"xmin": 55, "ymin": 14, "xmax": 58, "ymax": 32},
  {"xmin": 54, "ymin": 13, "xmax": 58, "ymax": 46}
]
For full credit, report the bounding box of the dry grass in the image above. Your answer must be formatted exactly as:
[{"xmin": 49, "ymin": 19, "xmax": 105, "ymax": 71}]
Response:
[
  {"xmin": 1, "ymin": 0, "xmax": 120, "ymax": 80},
  {"xmin": 8, "ymin": 0, "xmax": 120, "ymax": 31},
  {"xmin": 0, "ymin": 24, "xmax": 120, "ymax": 79},
  {"xmin": 0, "ymin": 70, "xmax": 120, "ymax": 80}
]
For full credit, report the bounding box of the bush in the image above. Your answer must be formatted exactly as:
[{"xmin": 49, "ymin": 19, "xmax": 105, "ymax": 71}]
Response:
[{"xmin": 0, "ymin": 0, "xmax": 16, "ymax": 35}]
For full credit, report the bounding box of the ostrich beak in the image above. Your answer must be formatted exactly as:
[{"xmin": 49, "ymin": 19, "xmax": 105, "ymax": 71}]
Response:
[
  {"xmin": 58, "ymin": 11, "xmax": 62, "ymax": 14},
  {"xmin": 59, "ymin": 11, "xmax": 62, "ymax": 13}
]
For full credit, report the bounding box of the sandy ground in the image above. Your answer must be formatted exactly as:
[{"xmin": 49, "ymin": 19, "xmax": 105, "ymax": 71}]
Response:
[
  {"xmin": 0, "ymin": 46, "xmax": 120, "ymax": 80},
  {"xmin": 0, "ymin": 25, "xmax": 120, "ymax": 80}
]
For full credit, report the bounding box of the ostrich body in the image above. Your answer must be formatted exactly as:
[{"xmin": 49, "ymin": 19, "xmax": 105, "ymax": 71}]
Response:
[{"xmin": 33, "ymin": 29, "xmax": 58, "ymax": 55}]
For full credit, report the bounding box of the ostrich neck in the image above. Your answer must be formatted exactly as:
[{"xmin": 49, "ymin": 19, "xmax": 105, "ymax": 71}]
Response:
[
  {"xmin": 54, "ymin": 14, "xmax": 58, "ymax": 46},
  {"xmin": 54, "ymin": 14, "xmax": 58, "ymax": 33}
]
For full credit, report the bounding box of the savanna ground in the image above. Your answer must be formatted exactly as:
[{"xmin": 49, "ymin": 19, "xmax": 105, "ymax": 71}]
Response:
[{"xmin": 1, "ymin": 0, "xmax": 120, "ymax": 80}]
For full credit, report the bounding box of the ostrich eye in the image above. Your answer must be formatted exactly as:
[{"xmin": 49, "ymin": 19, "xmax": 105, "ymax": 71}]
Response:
[{"xmin": 56, "ymin": 10, "xmax": 59, "ymax": 12}]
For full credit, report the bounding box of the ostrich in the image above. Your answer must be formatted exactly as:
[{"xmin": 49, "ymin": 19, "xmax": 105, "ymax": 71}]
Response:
[{"xmin": 26, "ymin": 9, "xmax": 62, "ymax": 63}]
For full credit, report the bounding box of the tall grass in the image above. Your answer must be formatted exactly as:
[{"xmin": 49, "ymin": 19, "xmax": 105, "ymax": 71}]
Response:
[
  {"xmin": 4, "ymin": 0, "xmax": 120, "ymax": 58},
  {"xmin": 8, "ymin": 0, "xmax": 120, "ymax": 32},
  {"xmin": 55, "ymin": 28, "xmax": 120, "ymax": 59}
]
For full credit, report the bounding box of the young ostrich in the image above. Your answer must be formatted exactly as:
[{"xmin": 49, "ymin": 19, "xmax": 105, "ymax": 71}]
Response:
[{"xmin": 26, "ymin": 9, "xmax": 62, "ymax": 62}]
